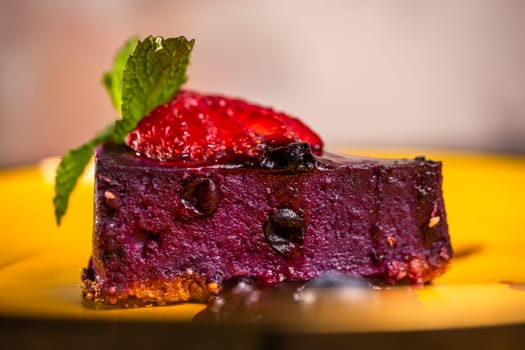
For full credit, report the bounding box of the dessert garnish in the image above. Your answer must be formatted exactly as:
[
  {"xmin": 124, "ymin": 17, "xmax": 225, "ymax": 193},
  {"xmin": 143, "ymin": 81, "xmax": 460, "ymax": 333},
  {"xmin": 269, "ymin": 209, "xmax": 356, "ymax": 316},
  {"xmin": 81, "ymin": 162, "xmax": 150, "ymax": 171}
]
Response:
[
  {"xmin": 55, "ymin": 36, "xmax": 193, "ymax": 224},
  {"xmin": 193, "ymin": 273, "xmax": 372, "ymax": 324},
  {"xmin": 126, "ymin": 90, "xmax": 323, "ymax": 164}
]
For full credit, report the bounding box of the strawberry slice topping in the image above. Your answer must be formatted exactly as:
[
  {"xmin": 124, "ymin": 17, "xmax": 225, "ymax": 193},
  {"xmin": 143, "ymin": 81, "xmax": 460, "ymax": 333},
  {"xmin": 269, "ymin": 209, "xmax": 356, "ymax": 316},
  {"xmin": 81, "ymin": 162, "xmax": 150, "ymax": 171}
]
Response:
[{"xmin": 125, "ymin": 91, "xmax": 323, "ymax": 164}]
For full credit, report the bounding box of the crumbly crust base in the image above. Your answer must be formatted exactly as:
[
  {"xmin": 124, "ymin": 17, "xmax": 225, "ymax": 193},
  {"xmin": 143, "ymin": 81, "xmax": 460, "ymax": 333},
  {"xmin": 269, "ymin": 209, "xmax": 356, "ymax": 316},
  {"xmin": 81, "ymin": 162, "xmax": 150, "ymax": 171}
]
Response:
[
  {"xmin": 81, "ymin": 255, "xmax": 449, "ymax": 308},
  {"xmin": 81, "ymin": 272, "xmax": 220, "ymax": 308}
]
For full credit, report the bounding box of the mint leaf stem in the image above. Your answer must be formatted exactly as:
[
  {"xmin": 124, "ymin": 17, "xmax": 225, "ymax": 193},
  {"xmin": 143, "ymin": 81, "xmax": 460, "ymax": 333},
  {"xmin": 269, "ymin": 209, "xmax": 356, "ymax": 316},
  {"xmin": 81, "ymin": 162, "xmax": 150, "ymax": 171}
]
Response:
[{"xmin": 53, "ymin": 124, "xmax": 114, "ymax": 225}]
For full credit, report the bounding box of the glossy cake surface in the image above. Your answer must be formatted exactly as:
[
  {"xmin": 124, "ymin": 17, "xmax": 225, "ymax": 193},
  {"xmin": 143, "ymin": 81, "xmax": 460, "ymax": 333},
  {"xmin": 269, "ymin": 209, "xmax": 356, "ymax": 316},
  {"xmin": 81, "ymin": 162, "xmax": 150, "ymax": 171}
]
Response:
[{"xmin": 82, "ymin": 143, "xmax": 452, "ymax": 307}]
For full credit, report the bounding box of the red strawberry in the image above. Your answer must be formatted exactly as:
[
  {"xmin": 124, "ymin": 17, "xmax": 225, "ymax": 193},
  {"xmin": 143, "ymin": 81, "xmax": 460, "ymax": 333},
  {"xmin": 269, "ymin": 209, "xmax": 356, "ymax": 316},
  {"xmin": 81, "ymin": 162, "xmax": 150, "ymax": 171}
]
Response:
[{"xmin": 125, "ymin": 91, "xmax": 323, "ymax": 164}]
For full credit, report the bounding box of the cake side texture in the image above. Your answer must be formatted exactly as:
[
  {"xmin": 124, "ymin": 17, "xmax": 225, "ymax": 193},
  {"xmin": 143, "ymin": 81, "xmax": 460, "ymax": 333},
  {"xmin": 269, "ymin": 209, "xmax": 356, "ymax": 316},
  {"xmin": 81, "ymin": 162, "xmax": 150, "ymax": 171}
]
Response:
[{"xmin": 82, "ymin": 144, "xmax": 452, "ymax": 307}]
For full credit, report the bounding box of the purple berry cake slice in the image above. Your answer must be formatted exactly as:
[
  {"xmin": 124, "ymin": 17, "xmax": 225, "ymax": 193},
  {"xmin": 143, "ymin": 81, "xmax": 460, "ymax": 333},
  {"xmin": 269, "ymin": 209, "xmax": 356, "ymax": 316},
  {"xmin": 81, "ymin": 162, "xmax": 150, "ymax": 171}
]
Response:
[
  {"xmin": 81, "ymin": 143, "xmax": 452, "ymax": 307},
  {"xmin": 53, "ymin": 36, "xmax": 452, "ymax": 309}
]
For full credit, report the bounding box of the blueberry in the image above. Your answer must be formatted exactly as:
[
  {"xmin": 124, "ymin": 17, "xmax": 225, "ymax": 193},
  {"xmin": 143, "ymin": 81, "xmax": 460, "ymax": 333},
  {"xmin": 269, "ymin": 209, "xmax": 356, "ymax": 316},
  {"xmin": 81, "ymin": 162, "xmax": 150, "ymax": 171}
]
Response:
[
  {"xmin": 82, "ymin": 258, "xmax": 95, "ymax": 281},
  {"xmin": 304, "ymin": 271, "xmax": 370, "ymax": 289},
  {"xmin": 222, "ymin": 276, "xmax": 257, "ymax": 295},
  {"xmin": 259, "ymin": 142, "xmax": 316, "ymax": 171},
  {"xmin": 181, "ymin": 178, "xmax": 220, "ymax": 218},
  {"xmin": 294, "ymin": 272, "xmax": 374, "ymax": 306},
  {"xmin": 263, "ymin": 208, "xmax": 305, "ymax": 255}
]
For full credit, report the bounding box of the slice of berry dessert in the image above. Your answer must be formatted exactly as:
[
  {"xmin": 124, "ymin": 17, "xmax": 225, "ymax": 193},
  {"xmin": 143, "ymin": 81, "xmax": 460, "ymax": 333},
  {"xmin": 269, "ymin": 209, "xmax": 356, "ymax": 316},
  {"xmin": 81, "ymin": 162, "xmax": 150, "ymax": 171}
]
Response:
[{"xmin": 54, "ymin": 36, "xmax": 452, "ymax": 308}]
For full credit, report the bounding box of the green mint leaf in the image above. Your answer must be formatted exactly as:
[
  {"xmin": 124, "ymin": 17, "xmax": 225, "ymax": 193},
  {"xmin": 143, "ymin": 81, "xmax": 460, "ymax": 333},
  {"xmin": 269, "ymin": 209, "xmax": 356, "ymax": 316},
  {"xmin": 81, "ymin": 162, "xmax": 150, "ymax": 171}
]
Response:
[
  {"xmin": 102, "ymin": 37, "xmax": 139, "ymax": 113},
  {"xmin": 53, "ymin": 124, "xmax": 114, "ymax": 225},
  {"xmin": 55, "ymin": 35, "xmax": 194, "ymax": 226},
  {"xmin": 114, "ymin": 35, "xmax": 195, "ymax": 141}
]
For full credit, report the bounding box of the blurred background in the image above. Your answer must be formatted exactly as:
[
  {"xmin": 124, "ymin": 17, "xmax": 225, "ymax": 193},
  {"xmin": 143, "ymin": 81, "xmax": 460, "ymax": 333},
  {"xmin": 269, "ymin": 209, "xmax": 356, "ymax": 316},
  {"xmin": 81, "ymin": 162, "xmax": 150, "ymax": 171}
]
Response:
[{"xmin": 1, "ymin": 0, "xmax": 524, "ymax": 166}]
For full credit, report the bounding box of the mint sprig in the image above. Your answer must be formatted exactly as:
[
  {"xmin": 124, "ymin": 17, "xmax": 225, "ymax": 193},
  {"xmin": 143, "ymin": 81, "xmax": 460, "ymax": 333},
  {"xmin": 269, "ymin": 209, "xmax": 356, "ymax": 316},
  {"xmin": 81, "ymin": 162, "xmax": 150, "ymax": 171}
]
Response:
[
  {"xmin": 114, "ymin": 36, "xmax": 194, "ymax": 141},
  {"xmin": 102, "ymin": 37, "xmax": 139, "ymax": 113},
  {"xmin": 53, "ymin": 124, "xmax": 113, "ymax": 225},
  {"xmin": 53, "ymin": 35, "xmax": 194, "ymax": 225}
]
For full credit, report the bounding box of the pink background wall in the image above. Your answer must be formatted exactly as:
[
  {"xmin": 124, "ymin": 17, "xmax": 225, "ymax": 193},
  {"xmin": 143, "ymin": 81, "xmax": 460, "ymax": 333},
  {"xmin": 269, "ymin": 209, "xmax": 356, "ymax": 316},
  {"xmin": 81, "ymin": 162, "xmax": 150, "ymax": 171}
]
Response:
[{"xmin": 1, "ymin": 0, "xmax": 524, "ymax": 166}]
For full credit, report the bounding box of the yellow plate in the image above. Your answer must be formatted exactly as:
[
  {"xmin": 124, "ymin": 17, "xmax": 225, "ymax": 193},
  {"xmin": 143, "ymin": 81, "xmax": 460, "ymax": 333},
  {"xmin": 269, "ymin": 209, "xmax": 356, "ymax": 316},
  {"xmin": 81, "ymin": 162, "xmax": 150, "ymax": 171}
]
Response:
[{"xmin": 1, "ymin": 150, "xmax": 525, "ymax": 332}]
